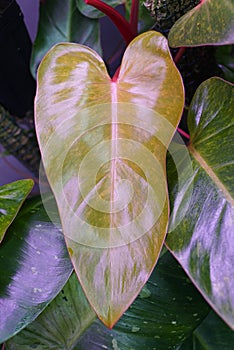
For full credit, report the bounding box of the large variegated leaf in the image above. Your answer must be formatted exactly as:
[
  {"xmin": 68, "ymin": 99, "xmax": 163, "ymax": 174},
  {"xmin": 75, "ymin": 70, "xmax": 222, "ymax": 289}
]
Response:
[
  {"xmin": 6, "ymin": 252, "xmax": 210, "ymax": 350},
  {"xmin": 166, "ymin": 77, "xmax": 234, "ymax": 329},
  {"xmin": 0, "ymin": 196, "xmax": 73, "ymax": 342},
  {"xmin": 0, "ymin": 179, "xmax": 33, "ymax": 243},
  {"xmin": 35, "ymin": 31, "xmax": 184, "ymax": 327},
  {"xmin": 168, "ymin": 0, "xmax": 234, "ymax": 47}
]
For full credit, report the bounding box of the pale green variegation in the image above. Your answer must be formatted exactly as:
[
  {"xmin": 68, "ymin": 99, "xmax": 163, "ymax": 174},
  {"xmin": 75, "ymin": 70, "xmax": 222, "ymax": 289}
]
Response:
[
  {"xmin": 166, "ymin": 77, "xmax": 234, "ymax": 329},
  {"xmin": 0, "ymin": 179, "xmax": 33, "ymax": 243},
  {"xmin": 0, "ymin": 196, "xmax": 73, "ymax": 343},
  {"xmin": 35, "ymin": 31, "xmax": 184, "ymax": 327},
  {"xmin": 169, "ymin": 0, "xmax": 234, "ymax": 47},
  {"xmin": 6, "ymin": 252, "xmax": 211, "ymax": 350}
]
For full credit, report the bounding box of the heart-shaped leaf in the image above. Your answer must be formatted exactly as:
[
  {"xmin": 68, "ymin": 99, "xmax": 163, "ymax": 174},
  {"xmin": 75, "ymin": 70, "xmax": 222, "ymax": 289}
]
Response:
[
  {"xmin": 0, "ymin": 196, "xmax": 73, "ymax": 342},
  {"xmin": 76, "ymin": 0, "xmax": 124, "ymax": 18},
  {"xmin": 35, "ymin": 31, "xmax": 184, "ymax": 327},
  {"xmin": 166, "ymin": 77, "xmax": 234, "ymax": 329},
  {"xmin": 0, "ymin": 179, "xmax": 33, "ymax": 243},
  {"xmin": 6, "ymin": 251, "xmax": 210, "ymax": 350},
  {"xmin": 168, "ymin": 0, "xmax": 234, "ymax": 47},
  {"xmin": 30, "ymin": 0, "xmax": 101, "ymax": 78}
]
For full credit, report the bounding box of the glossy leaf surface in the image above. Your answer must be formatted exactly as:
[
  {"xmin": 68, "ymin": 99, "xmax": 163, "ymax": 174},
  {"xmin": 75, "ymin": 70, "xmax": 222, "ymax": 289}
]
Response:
[
  {"xmin": 216, "ymin": 46, "xmax": 234, "ymax": 84},
  {"xmin": 0, "ymin": 179, "xmax": 33, "ymax": 243},
  {"xmin": 76, "ymin": 0, "xmax": 124, "ymax": 18},
  {"xmin": 166, "ymin": 77, "xmax": 234, "ymax": 329},
  {"xmin": 6, "ymin": 252, "xmax": 210, "ymax": 350},
  {"xmin": 180, "ymin": 312, "xmax": 234, "ymax": 349},
  {"xmin": 30, "ymin": 0, "xmax": 101, "ymax": 78},
  {"xmin": 0, "ymin": 196, "xmax": 73, "ymax": 342},
  {"xmin": 35, "ymin": 31, "xmax": 184, "ymax": 327},
  {"xmin": 168, "ymin": 0, "xmax": 234, "ymax": 47}
]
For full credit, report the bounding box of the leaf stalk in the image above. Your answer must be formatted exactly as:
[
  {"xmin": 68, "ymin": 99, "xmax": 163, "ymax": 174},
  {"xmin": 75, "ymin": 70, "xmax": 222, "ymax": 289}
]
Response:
[{"xmin": 130, "ymin": 0, "xmax": 139, "ymax": 36}]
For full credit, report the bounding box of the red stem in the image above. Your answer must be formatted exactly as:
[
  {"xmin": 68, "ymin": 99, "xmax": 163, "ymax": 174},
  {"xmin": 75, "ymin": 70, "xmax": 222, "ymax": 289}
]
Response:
[
  {"xmin": 174, "ymin": 47, "xmax": 186, "ymax": 64},
  {"xmin": 85, "ymin": 0, "xmax": 135, "ymax": 45},
  {"xmin": 177, "ymin": 127, "xmax": 190, "ymax": 140},
  {"xmin": 112, "ymin": 66, "xmax": 120, "ymax": 82},
  {"xmin": 130, "ymin": 0, "xmax": 139, "ymax": 36}
]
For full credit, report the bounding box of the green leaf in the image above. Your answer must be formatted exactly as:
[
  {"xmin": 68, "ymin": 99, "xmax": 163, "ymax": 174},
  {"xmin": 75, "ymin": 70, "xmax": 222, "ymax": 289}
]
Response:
[
  {"xmin": 76, "ymin": 0, "xmax": 124, "ymax": 18},
  {"xmin": 216, "ymin": 45, "xmax": 234, "ymax": 84},
  {"xmin": 168, "ymin": 0, "xmax": 234, "ymax": 47},
  {"xmin": 30, "ymin": 0, "xmax": 101, "ymax": 78},
  {"xmin": 166, "ymin": 77, "xmax": 234, "ymax": 329},
  {"xmin": 0, "ymin": 196, "xmax": 73, "ymax": 342},
  {"xmin": 0, "ymin": 179, "xmax": 33, "ymax": 243},
  {"xmin": 180, "ymin": 311, "xmax": 234, "ymax": 349},
  {"xmin": 35, "ymin": 31, "xmax": 184, "ymax": 327},
  {"xmin": 193, "ymin": 312, "xmax": 234, "ymax": 349},
  {"xmin": 6, "ymin": 252, "xmax": 210, "ymax": 350},
  {"xmin": 125, "ymin": 1, "xmax": 156, "ymax": 33}
]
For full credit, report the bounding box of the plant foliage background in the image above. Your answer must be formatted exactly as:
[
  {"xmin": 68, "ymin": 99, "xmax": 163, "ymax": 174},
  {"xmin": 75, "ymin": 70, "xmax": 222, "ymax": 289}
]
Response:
[{"xmin": 0, "ymin": 0, "xmax": 234, "ymax": 349}]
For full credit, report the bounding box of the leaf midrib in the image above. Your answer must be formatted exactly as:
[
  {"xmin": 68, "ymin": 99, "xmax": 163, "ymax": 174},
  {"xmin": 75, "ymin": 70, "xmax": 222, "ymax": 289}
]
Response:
[{"xmin": 188, "ymin": 144, "xmax": 234, "ymax": 206}]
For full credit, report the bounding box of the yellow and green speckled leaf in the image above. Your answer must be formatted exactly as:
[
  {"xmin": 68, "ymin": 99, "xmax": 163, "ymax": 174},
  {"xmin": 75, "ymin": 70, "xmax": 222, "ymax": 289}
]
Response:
[
  {"xmin": 35, "ymin": 31, "xmax": 184, "ymax": 327},
  {"xmin": 169, "ymin": 0, "xmax": 234, "ymax": 47}
]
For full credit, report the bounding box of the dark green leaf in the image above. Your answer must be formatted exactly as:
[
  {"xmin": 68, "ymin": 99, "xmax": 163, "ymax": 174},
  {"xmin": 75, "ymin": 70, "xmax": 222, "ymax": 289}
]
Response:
[
  {"xmin": 6, "ymin": 252, "xmax": 210, "ymax": 350},
  {"xmin": 0, "ymin": 179, "xmax": 33, "ymax": 243},
  {"xmin": 138, "ymin": 4, "xmax": 157, "ymax": 33},
  {"xmin": 169, "ymin": 0, "xmax": 234, "ymax": 47},
  {"xmin": 216, "ymin": 45, "xmax": 234, "ymax": 83},
  {"xmin": 35, "ymin": 31, "xmax": 184, "ymax": 327},
  {"xmin": 166, "ymin": 77, "xmax": 234, "ymax": 329},
  {"xmin": 30, "ymin": 0, "xmax": 101, "ymax": 78},
  {"xmin": 179, "ymin": 312, "xmax": 234, "ymax": 349},
  {"xmin": 124, "ymin": 0, "xmax": 156, "ymax": 32},
  {"xmin": 76, "ymin": 0, "xmax": 124, "ymax": 18},
  {"xmin": 193, "ymin": 312, "xmax": 234, "ymax": 349},
  {"xmin": 0, "ymin": 196, "xmax": 73, "ymax": 342}
]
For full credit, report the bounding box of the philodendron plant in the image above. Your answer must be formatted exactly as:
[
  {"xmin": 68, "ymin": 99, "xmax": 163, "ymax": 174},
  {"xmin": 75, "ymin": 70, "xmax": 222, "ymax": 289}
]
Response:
[{"xmin": 0, "ymin": 0, "xmax": 234, "ymax": 349}]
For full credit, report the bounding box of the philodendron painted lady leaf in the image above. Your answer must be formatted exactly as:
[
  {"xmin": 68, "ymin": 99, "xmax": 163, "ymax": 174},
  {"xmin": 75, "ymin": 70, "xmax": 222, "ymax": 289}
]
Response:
[{"xmin": 35, "ymin": 31, "xmax": 184, "ymax": 327}]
